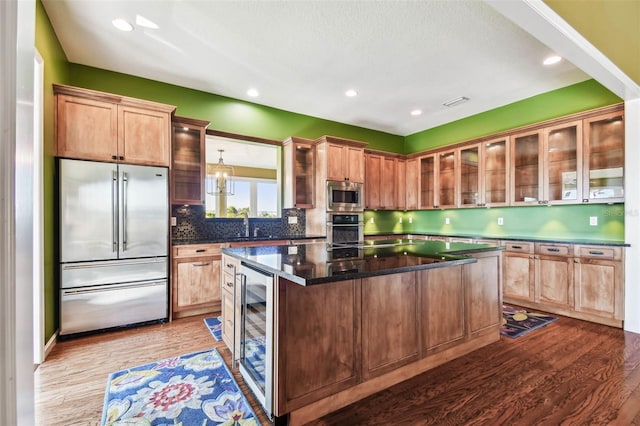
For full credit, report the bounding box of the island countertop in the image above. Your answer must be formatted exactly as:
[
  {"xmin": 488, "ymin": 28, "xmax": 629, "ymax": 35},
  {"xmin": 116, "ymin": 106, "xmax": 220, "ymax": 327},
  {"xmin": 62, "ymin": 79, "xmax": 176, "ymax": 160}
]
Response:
[{"xmin": 221, "ymin": 239, "xmax": 503, "ymax": 285}]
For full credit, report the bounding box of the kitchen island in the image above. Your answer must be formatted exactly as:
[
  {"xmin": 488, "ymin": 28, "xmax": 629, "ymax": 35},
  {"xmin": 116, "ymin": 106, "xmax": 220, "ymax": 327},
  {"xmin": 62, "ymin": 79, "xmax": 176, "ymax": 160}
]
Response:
[{"xmin": 222, "ymin": 239, "xmax": 504, "ymax": 425}]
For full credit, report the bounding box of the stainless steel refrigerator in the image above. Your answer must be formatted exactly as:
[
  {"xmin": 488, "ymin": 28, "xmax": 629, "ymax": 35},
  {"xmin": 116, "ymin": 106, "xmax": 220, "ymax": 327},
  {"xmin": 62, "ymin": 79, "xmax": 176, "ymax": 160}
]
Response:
[{"xmin": 58, "ymin": 158, "xmax": 169, "ymax": 336}]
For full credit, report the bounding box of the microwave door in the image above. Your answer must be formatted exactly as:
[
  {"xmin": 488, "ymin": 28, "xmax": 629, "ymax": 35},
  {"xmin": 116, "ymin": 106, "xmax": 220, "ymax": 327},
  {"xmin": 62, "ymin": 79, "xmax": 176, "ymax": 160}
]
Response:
[
  {"xmin": 118, "ymin": 164, "xmax": 169, "ymax": 259},
  {"xmin": 59, "ymin": 159, "xmax": 119, "ymax": 263}
]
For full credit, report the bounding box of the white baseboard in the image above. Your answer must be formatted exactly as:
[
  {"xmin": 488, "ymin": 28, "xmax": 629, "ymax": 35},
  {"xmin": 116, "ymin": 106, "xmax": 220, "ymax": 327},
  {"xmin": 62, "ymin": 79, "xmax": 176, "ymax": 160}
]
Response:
[{"xmin": 43, "ymin": 331, "xmax": 58, "ymax": 361}]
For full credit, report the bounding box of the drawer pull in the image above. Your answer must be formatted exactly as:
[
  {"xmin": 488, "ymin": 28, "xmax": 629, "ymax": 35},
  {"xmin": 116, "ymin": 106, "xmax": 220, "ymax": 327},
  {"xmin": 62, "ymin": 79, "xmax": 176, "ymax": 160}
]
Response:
[
  {"xmin": 511, "ymin": 245, "xmax": 522, "ymax": 249},
  {"xmin": 588, "ymin": 250, "xmax": 604, "ymax": 255},
  {"xmin": 226, "ymin": 281, "xmax": 233, "ymax": 287},
  {"xmin": 195, "ymin": 249, "xmax": 206, "ymax": 253},
  {"xmin": 192, "ymin": 262, "xmax": 210, "ymax": 267},
  {"xmin": 546, "ymin": 248, "xmax": 560, "ymax": 253},
  {"xmin": 226, "ymin": 263, "xmax": 235, "ymax": 268}
]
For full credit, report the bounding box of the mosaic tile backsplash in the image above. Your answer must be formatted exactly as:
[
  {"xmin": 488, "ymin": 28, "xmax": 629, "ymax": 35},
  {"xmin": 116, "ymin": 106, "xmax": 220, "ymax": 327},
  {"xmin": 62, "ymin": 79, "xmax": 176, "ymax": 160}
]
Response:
[{"xmin": 171, "ymin": 205, "xmax": 307, "ymax": 243}]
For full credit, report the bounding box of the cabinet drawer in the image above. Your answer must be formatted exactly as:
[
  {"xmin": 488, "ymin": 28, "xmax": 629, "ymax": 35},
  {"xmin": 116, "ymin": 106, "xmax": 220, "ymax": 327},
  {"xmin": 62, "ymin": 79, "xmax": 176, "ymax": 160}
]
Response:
[
  {"xmin": 502, "ymin": 241, "xmax": 534, "ymax": 254},
  {"xmin": 536, "ymin": 244, "xmax": 572, "ymax": 257},
  {"xmin": 174, "ymin": 244, "xmax": 224, "ymax": 258},
  {"xmin": 222, "ymin": 255, "xmax": 240, "ymax": 275},
  {"xmin": 575, "ymin": 245, "xmax": 622, "ymax": 260},
  {"xmin": 222, "ymin": 272, "xmax": 235, "ymax": 291}
]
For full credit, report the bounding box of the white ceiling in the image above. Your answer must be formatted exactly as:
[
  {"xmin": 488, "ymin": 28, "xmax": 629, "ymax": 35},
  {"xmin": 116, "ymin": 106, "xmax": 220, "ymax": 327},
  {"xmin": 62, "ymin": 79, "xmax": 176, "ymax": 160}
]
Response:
[
  {"xmin": 206, "ymin": 135, "xmax": 278, "ymax": 169},
  {"xmin": 42, "ymin": 0, "xmax": 590, "ymax": 136}
]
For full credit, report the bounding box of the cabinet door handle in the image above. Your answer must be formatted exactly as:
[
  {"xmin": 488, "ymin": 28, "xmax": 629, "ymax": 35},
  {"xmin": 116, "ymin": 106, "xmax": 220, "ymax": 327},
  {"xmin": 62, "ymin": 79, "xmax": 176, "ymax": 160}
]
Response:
[
  {"xmin": 589, "ymin": 250, "xmax": 605, "ymax": 255},
  {"xmin": 195, "ymin": 249, "xmax": 206, "ymax": 253},
  {"xmin": 546, "ymin": 248, "xmax": 560, "ymax": 253},
  {"xmin": 192, "ymin": 262, "xmax": 210, "ymax": 266},
  {"xmin": 511, "ymin": 245, "xmax": 522, "ymax": 249}
]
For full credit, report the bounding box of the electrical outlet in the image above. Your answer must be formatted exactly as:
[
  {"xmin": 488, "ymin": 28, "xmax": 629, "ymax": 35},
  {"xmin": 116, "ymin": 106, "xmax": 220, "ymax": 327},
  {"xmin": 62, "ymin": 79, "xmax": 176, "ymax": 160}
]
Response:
[
  {"xmin": 399, "ymin": 217, "xmax": 403, "ymax": 224},
  {"xmin": 408, "ymin": 217, "xmax": 413, "ymax": 224},
  {"xmin": 590, "ymin": 216, "xmax": 598, "ymax": 226},
  {"xmin": 497, "ymin": 217, "xmax": 504, "ymax": 226},
  {"xmin": 445, "ymin": 217, "xmax": 450, "ymax": 225},
  {"xmin": 370, "ymin": 217, "xmax": 374, "ymax": 224},
  {"xmin": 171, "ymin": 216, "xmax": 177, "ymax": 226},
  {"xmin": 288, "ymin": 216, "xmax": 298, "ymax": 224}
]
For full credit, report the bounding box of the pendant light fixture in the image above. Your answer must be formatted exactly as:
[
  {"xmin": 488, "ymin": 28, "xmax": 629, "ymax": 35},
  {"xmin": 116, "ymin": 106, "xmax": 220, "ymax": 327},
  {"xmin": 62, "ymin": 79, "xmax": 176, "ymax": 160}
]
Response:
[{"xmin": 206, "ymin": 149, "xmax": 235, "ymax": 196}]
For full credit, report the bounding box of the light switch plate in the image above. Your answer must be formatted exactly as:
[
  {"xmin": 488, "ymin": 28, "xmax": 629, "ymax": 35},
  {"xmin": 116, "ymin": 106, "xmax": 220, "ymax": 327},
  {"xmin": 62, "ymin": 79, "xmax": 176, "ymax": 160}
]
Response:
[
  {"xmin": 288, "ymin": 216, "xmax": 298, "ymax": 224},
  {"xmin": 590, "ymin": 216, "xmax": 598, "ymax": 226},
  {"xmin": 171, "ymin": 216, "xmax": 177, "ymax": 226},
  {"xmin": 445, "ymin": 217, "xmax": 450, "ymax": 225},
  {"xmin": 497, "ymin": 217, "xmax": 504, "ymax": 226}
]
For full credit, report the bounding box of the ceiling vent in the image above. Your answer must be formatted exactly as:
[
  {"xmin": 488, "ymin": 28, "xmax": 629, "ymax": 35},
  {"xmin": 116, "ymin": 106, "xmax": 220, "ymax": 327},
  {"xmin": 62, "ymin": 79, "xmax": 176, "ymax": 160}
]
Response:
[{"xmin": 442, "ymin": 96, "xmax": 470, "ymax": 107}]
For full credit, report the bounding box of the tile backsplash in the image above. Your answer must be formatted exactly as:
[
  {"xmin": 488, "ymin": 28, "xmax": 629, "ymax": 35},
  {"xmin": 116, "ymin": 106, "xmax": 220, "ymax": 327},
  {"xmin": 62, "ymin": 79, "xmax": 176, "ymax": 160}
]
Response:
[{"xmin": 171, "ymin": 205, "xmax": 306, "ymax": 242}]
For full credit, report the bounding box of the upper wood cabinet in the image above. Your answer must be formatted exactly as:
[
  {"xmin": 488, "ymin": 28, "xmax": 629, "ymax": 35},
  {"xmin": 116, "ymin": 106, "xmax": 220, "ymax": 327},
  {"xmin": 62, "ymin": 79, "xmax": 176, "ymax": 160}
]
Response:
[
  {"xmin": 283, "ymin": 137, "xmax": 316, "ymax": 209},
  {"xmin": 322, "ymin": 138, "xmax": 366, "ymax": 183},
  {"xmin": 419, "ymin": 150, "xmax": 457, "ymax": 209},
  {"xmin": 510, "ymin": 120, "xmax": 582, "ymax": 206},
  {"xmin": 459, "ymin": 137, "xmax": 509, "ymax": 208},
  {"xmin": 54, "ymin": 84, "xmax": 175, "ymax": 166},
  {"xmin": 171, "ymin": 116, "xmax": 209, "ymax": 205},
  {"xmin": 364, "ymin": 152, "xmax": 404, "ymax": 210},
  {"xmin": 582, "ymin": 111, "xmax": 624, "ymax": 203},
  {"xmin": 405, "ymin": 158, "xmax": 420, "ymax": 210}
]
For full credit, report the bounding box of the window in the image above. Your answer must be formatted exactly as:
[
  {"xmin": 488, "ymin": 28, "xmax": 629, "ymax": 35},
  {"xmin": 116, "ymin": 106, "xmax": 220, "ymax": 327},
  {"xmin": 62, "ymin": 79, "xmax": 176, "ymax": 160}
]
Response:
[{"xmin": 206, "ymin": 177, "xmax": 279, "ymax": 218}]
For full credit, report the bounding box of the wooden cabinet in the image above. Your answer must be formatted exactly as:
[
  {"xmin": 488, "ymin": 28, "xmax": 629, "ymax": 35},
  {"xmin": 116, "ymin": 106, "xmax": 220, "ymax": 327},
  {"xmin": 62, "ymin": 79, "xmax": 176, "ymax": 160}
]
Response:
[
  {"xmin": 322, "ymin": 138, "xmax": 366, "ymax": 182},
  {"xmin": 465, "ymin": 250, "xmax": 503, "ymax": 336},
  {"xmin": 283, "ymin": 137, "xmax": 315, "ymax": 208},
  {"xmin": 171, "ymin": 116, "xmax": 209, "ymax": 205},
  {"xmin": 582, "ymin": 111, "xmax": 625, "ymax": 203},
  {"xmin": 502, "ymin": 241, "xmax": 535, "ymax": 303},
  {"xmin": 364, "ymin": 152, "xmax": 404, "ymax": 209},
  {"xmin": 362, "ymin": 272, "xmax": 419, "ymax": 379},
  {"xmin": 511, "ymin": 130, "xmax": 543, "ymax": 205},
  {"xmin": 459, "ymin": 138, "xmax": 509, "ymax": 207},
  {"xmin": 54, "ymin": 84, "xmax": 175, "ymax": 166},
  {"xmin": 573, "ymin": 245, "xmax": 624, "ymax": 325},
  {"xmin": 221, "ymin": 254, "xmax": 241, "ymax": 355},
  {"xmin": 171, "ymin": 244, "xmax": 223, "ymax": 318},
  {"xmin": 405, "ymin": 158, "xmax": 420, "ymax": 210},
  {"xmin": 535, "ymin": 243, "xmax": 574, "ymax": 309},
  {"xmin": 419, "ymin": 265, "xmax": 465, "ymax": 353},
  {"xmin": 419, "ymin": 150, "xmax": 457, "ymax": 209}
]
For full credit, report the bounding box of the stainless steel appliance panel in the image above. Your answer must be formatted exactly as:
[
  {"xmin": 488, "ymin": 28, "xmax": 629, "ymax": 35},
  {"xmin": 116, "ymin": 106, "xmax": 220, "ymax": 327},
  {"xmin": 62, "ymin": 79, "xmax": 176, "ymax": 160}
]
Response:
[
  {"xmin": 60, "ymin": 258, "xmax": 167, "ymax": 289},
  {"xmin": 239, "ymin": 263, "xmax": 274, "ymax": 419},
  {"xmin": 118, "ymin": 164, "xmax": 168, "ymax": 259},
  {"xmin": 326, "ymin": 180, "xmax": 363, "ymax": 212},
  {"xmin": 60, "ymin": 159, "xmax": 118, "ymax": 262},
  {"xmin": 60, "ymin": 280, "xmax": 167, "ymax": 335}
]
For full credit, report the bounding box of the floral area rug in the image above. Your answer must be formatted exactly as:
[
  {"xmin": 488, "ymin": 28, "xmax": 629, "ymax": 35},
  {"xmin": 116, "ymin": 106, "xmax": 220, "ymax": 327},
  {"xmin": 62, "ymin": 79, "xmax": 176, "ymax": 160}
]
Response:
[
  {"xmin": 101, "ymin": 348, "xmax": 260, "ymax": 425},
  {"xmin": 204, "ymin": 316, "xmax": 222, "ymax": 341},
  {"xmin": 501, "ymin": 305, "xmax": 558, "ymax": 338}
]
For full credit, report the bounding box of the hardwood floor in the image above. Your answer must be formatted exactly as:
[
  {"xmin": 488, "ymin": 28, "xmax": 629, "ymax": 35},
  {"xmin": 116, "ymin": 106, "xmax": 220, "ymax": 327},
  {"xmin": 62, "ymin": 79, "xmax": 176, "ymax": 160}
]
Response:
[{"xmin": 35, "ymin": 312, "xmax": 640, "ymax": 425}]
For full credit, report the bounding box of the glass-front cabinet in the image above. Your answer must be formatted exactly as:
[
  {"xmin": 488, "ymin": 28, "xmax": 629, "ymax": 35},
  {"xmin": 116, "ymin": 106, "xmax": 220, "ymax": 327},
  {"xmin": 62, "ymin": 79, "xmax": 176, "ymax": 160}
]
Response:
[
  {"xmin": 283, "ymin": 137, "xmax": 315, "ymax": 208},
  {"xmin": 511, "ymin": 130, "xmax": 542, "ymax": 205},
  {"xmin": 458, "ymin": 137, "xmax": 509, "ymax": 208},
  {"xmin": 583, "ymin": 111, "xmax": 624, "ymax": 203},
  {"xmin": 171, "ymin": 116, "xmax": 209, "ymax": 205},
  {"xmin": 543, "ymin": 120, "xmax": 582, "ymax": 205},
  {"xmin": 419, "ymin": 150, "xmax": 457, "ymax": 209},
  {"xmin": 419, "ymin": 155, "xmax": 435, "ymax": 209}
]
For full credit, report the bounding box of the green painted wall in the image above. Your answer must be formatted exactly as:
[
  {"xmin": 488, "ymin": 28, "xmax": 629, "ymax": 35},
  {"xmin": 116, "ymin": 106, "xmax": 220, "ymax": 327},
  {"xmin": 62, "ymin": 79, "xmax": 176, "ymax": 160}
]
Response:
[
  {"xmin": 404, "ymin": 80, "xmax": 621, "ymax": 154},
  {"xmin": 66, "ymin": 64, "xmax": 404, "ymax": 153},
  {"xmin": 545, "ymin": 0, "xmax": 640, "ymax": 86},
  {"xmin": 35, "ymin": 0, "xmax": 70, "ymax": 343},
  {"xmin": 365, "ymin": 204, "xmax": 625, "ymax": 243}
]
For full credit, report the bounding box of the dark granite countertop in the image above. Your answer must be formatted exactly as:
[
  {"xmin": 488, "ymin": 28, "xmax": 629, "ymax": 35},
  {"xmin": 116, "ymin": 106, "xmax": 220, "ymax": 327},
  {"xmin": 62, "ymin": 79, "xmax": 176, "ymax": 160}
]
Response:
[
  {"xmin": 171, "ymin": 234, "xmax": 325, "ymax": 246},
  {"xmin": 221, "ymin": 239, "xmax": 503, "ymax": 286},
  {"xmin": 365, "ymin": 232, "xmax": 629, "ymax": 247}
]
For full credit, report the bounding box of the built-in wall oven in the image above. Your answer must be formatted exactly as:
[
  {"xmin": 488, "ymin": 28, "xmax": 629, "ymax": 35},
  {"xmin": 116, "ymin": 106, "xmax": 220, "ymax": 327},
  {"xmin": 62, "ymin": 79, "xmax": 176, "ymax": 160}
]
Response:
[
  {"xmin": 327, "ymin": 212, "xmax": 364, "ymax": 246},
  {"xmin": 238, "ymin": 262, "xmax": 275, "ymax": 420},
  {"xmin": 326, "ymin": 180, "xmax": 363, "ymax": 212}
]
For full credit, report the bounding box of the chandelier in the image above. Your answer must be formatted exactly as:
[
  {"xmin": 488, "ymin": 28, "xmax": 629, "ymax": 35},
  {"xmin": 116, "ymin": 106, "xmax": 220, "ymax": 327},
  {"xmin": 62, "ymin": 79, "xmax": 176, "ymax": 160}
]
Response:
[{"xmin": 206, "ymin": 149, "xmax": 235, "ymax": 196}]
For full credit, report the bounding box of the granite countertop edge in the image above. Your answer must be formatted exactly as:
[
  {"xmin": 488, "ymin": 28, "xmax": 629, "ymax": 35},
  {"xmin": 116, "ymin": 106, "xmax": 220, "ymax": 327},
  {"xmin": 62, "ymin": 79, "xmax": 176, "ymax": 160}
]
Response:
[
  {"xmin": 366, "ymin": 232, "xmax": 629, "ymax": 247},
  {"xmin": 172, "ymin": 234, "xmax": 325, "ymax": 246}
]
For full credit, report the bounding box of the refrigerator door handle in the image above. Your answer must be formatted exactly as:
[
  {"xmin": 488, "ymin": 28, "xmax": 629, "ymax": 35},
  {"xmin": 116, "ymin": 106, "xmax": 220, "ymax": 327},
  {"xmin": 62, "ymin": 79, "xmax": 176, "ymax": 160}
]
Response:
[
  {"xmin": 112, "ymin": 169, "xmax": 118, "ymax": 252},
  {"xmin": 122, "ymin": 171, "xmax": 128, "ymax": 251}
]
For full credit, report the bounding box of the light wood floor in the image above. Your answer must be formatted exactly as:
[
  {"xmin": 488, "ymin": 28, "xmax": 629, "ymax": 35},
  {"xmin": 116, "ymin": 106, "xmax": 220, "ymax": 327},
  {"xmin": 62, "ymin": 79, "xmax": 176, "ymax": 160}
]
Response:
[{"xmin": 35, "ymin": 312, "xmax": 640, "ymax": 425}]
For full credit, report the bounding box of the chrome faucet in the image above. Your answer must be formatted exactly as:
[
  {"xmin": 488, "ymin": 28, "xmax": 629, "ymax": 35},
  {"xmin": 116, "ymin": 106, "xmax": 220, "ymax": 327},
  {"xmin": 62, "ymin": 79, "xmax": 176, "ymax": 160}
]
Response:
[{"xmin": 243, "ymin": 212, "xmax": 249, "ymax": 237}]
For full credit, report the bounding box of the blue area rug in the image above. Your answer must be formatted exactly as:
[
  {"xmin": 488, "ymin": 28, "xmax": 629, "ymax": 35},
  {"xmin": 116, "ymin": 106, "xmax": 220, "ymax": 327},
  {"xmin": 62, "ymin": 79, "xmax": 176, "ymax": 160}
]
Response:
[
  {"xmin": 204, "ymin": 316, "xmax": 222, "ymax": 341},
  {"xmin": 243, "ymin": 336, "xmax": 266, "ymax": 386},
  {"xmin": 100, "ymin": 348, "xmax": 260, "ymax": 425},
  {"xmin": 501, "ymin": 305, "xmax": 558, "ymax": 338}
]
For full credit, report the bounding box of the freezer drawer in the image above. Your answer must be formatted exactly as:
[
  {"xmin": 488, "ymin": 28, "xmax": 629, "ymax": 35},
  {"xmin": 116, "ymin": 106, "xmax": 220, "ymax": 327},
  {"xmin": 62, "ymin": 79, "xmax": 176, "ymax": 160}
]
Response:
[
  {"xmin": 60, "ymin": 280, "xmax": 167, "ymax": 335},
  {"xmin": 61, "ymin": 257, "xmax": 167, "ymax": 289}
]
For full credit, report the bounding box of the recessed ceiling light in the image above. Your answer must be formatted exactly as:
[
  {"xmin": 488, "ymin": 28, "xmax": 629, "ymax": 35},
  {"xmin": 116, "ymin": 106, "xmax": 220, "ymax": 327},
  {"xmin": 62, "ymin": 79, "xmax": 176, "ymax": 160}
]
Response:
[
  {"xmin": 112, "ymin": 18, "xmax": 133, "ymax": 32},
  {"xmin": 247, "ymin": 88, "xmax": 259, "ymax": 97},
  {"xmin": 410, "ymin": 109, "xmax": 422, "ymax": 116},
  {"xmin": 345, "ymin": 89, "xmax": 358, "ymax": 97},
  {"xmin": 442, "ymin": 96, "xmax": 469, "ymax": 108},
  {"xmin": 543, "ymin": 55, "xmax": 562, "ymax": 65},
  {"xmin": 136, "ymin": 14, "xmax": 159, "ymax": 29}
]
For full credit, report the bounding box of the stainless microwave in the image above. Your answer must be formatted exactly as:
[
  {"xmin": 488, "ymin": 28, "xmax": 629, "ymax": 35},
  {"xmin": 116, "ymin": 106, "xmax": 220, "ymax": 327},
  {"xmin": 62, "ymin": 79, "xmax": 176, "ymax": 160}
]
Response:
[{"xmin": 326, "ymin": 180, "xmax": 363, "ymax": 212}]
